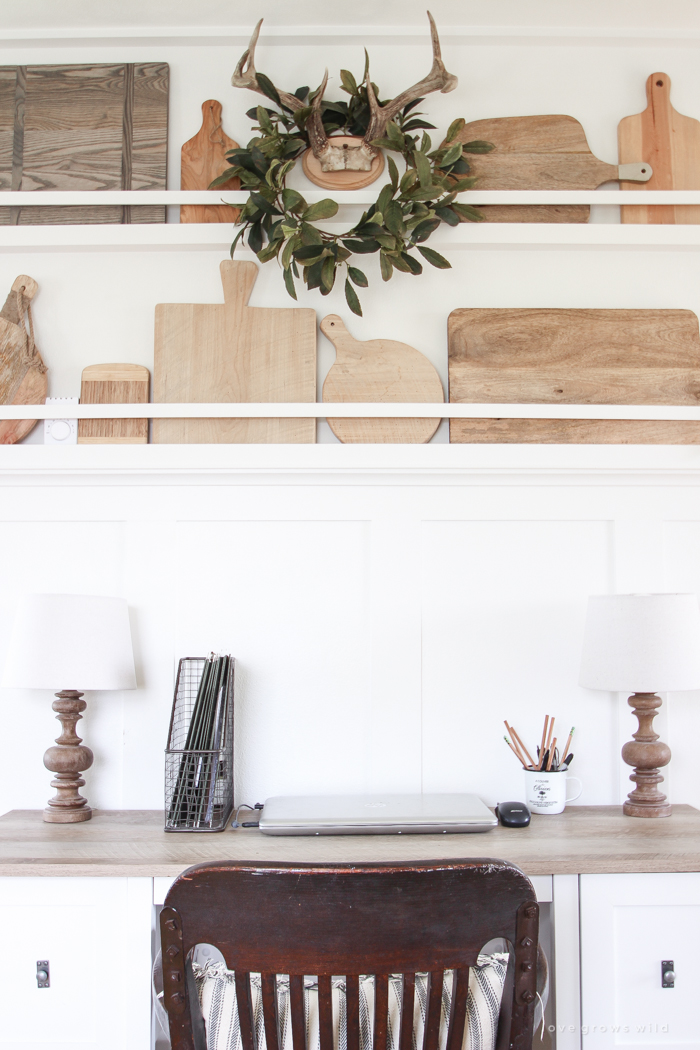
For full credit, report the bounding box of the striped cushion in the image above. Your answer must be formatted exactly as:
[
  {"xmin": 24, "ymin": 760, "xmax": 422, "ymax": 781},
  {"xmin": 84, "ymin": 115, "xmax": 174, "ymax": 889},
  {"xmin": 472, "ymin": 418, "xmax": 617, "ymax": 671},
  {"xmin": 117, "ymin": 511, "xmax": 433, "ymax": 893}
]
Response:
[{"xmin": 193, "ymin": 955, "xmax": 509, "ymax": 1050}]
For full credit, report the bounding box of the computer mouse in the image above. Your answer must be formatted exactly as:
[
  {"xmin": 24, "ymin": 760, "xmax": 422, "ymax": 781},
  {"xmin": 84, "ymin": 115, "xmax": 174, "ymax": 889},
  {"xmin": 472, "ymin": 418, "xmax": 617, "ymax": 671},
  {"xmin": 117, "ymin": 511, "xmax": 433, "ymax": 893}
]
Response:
[{"xmin": 496, "ymin": 801, "xmax": 531, "ymax": 827}]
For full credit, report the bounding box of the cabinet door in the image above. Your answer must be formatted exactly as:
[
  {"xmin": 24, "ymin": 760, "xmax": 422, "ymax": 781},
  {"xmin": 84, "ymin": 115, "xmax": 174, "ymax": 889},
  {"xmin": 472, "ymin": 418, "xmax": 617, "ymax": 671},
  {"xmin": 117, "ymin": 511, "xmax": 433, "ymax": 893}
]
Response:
[
  {"xmin": 0, "ymin": 876, "xmax": 152, "ymax": 1050},
  {"xmin": 580, "ymin": 873, "xmax": 700, "ymax": 1050}
]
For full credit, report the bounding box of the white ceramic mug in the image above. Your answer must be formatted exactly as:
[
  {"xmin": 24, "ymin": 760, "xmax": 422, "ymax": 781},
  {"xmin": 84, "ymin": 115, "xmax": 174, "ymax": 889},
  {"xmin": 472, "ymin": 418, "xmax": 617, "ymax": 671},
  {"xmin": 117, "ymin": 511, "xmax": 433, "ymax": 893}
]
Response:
[{"xmin": 524, "ymin": 769, "xmax": 583, "ymax": 814}]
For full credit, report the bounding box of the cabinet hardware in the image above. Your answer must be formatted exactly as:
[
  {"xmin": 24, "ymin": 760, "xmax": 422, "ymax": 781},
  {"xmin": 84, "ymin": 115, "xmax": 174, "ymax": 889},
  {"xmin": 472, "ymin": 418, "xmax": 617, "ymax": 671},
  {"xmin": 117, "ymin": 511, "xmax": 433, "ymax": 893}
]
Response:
[
  {"xmin": 36, "ymin": 960, "xmax": 49, "ymax": 988},
  {"xmin": 661, "ymin": 960, "xmax": 675, "ymax": 988}
]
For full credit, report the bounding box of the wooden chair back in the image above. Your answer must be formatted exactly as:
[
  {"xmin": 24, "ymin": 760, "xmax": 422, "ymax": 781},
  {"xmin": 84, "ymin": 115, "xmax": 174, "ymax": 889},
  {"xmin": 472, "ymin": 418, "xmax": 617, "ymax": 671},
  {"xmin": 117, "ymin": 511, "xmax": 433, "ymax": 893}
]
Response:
[{"xmin": 161, "ymin": 858, "xmax": 539, "ymax": 1050}]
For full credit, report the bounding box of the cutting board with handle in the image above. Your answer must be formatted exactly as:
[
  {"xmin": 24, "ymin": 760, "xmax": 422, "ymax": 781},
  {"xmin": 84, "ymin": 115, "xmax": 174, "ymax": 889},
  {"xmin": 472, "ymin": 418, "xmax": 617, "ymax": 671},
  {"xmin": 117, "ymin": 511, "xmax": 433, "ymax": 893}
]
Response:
[
  {"xmin": 78, "ymin": 363, "xmax": 150, "ymax": 444},
  {"xmin": 0, "ymin": 63, "xmax": 168, "ymax": 226},
  {"xmin": 321, "ymin": 315, "xmax": 444, "ymax": 443},
  {"xmin": 180, "ymin": 100, "xmax": 240, "ymax": 224},
  {"xmin": 0, "ymin": 274, "xmax": 47, "ymax": 444},
  {"xmin": 448, "ymin": 308, "xmax": 700, "ymax": 444},
  {"xmin": 453, "ymin": 115, "xmax": 651, "ymax": 223},
  {"xmin": 619, "ymin": 73, "xmax": 700, "ymax": 224},
  {"xmin": 153, "ymin": 260, "xmax": 316, "ymax": 444}
]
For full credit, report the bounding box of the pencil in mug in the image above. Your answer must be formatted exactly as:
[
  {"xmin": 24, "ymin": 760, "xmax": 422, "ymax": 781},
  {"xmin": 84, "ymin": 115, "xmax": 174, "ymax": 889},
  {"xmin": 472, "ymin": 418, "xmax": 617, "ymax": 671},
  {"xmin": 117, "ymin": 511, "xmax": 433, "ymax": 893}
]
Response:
[
  {"xmin": 504, "ymin": 735, "xmax": 527, "ymax": 766},
  {"xmin": 505, "ymin": 730, "xmax": 529, "ymax": 768},
  {"xmin": 538, "ymin": 716, "xmax": 550, "ymax": 769},
  {"xmin": 546, "ymin": 737, "xmax": 557, "ymax": 771},
  {"xmin": 507, "ymin": 723, "xmax": 537, "ymax": 769},
  {"xmin": 560, "ymin": 727, "xmax": 575, "ymax": 767}
]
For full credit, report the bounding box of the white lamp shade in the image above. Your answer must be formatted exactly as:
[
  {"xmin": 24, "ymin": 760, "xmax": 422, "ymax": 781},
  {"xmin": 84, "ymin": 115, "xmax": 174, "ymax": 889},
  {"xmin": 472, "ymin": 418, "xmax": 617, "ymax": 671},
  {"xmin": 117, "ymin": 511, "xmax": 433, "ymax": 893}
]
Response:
[
  {"xmin": 2, "ymin": 594, "xmax": 136, "ymax": 691},
  {"xmin": 580, "ymin": 593, "xmax": 700, "ymax": 692}
]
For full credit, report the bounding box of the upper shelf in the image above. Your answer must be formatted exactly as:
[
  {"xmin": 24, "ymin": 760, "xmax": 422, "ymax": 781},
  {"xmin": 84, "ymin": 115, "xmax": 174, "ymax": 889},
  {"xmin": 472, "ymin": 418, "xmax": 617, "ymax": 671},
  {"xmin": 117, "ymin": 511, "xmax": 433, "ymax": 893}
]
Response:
[{"xmin": 3, "ymin": 191, "xmax": 700, "ymax": 250}]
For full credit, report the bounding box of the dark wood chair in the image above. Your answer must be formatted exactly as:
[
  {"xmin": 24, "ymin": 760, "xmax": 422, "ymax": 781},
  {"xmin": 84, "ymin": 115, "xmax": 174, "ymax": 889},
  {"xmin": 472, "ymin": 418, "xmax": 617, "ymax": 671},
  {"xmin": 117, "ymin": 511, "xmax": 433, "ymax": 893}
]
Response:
[{"xmin": 161, "ymin": 858, "xmax": 539, "ymax": 1050}]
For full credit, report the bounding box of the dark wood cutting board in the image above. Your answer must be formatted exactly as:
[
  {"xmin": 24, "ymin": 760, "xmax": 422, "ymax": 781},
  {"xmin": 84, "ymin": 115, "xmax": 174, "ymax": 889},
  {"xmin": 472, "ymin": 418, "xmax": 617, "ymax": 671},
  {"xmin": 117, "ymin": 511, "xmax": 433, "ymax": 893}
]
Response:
[
  {"xmin": 0, "ymin": 63, "xmax": 168, "ymax": 225},
  {"xmin": 453, "ymin": 114, "xmax": 647, "ymax": 223},
  {"xmin": 448, "ymin": 308, "xmax": 700, "ymax": 443}
]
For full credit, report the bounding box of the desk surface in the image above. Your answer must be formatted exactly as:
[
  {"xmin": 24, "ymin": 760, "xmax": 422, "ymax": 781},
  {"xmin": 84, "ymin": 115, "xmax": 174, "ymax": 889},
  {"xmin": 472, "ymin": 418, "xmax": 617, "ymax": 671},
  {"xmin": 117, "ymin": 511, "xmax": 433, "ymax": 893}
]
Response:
[{"xmin": 1, "ymin": 805, "xmax": 699, "ymax": 877}]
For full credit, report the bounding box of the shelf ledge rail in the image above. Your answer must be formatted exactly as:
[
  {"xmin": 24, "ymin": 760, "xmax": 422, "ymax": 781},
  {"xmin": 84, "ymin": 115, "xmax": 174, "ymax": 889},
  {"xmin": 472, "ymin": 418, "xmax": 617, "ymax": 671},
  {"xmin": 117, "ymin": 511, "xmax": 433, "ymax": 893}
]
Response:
[
  {"xmin": 1, "ymin": 190, "xmax": 700, "ymax": 206},
  {"xmin": 2, "ymin": 404, "xmax": 700, "ymax": 421}
]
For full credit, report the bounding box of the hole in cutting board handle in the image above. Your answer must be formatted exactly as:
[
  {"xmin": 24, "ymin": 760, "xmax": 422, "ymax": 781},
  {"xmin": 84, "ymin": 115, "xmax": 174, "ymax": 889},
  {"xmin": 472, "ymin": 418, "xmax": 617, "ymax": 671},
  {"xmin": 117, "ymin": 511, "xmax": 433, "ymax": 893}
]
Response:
[{"xmin": 656, "ymin": 79, "xmax": 664, "ymax": 86}]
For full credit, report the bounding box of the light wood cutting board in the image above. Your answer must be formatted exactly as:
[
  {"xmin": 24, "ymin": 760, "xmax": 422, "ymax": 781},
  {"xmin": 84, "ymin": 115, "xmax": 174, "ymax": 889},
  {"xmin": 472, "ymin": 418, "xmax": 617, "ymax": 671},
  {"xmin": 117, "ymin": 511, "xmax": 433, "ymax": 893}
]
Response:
[
  {"xmin": 153, "ymin": 261, "xmax": 316, "ymax": 444},
  {"xmin": 0, "ymin": 275, "xmax": 47, "ymax": 444},
  {"xmin": 448, "ymin": 308, "xmax": 700, "ymax": 444},
  {"xmin": 78, "ymin": 363, "xmax": 149, "ymax": 444},
  {"xmin": 180, "ymin": 100, "xmax": 240, "ymax": 224},
  {"xmin": 454, "ymin": 115, "xmax": 650, "ymax": 223},
  {"xmin": 321, "ymin": 315, "xmax": 444, "ymax": 443},
  {"xmin": 619, "ymin": 73, "xmax": 700, "ymax": 224}
]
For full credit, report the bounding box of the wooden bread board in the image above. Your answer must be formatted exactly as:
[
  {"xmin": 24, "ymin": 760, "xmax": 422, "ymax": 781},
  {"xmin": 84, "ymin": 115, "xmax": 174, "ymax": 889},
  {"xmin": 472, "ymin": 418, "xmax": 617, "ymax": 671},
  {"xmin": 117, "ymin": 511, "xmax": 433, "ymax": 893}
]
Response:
[
  {"xmin": 153, "ymin": 261, "xmax": 316, "ymax": 444},
  {"xmin": 0, "ymin": 275, "xmax": 47, "ymax": 444},
  {"xmin": 78, "ymin": 363, "xmax": 150, "ymax": 444},
  {"xmin": 619, "ymin": 73, "xmax": 700, "ymax": 224},
  {"xmin": 454, "ymin": 115, "xmax": 627, "ymax": 223},
  {"xmin": 180, "ymin": 100, "xmax": 240, "ymax": 224},
  {"xmin": 448, "ymin": 308, "xmax": 700, "ymax": 444},
  {"xmin": 0, "ymin": 63, "xmax": 168, "ymax": 225}
]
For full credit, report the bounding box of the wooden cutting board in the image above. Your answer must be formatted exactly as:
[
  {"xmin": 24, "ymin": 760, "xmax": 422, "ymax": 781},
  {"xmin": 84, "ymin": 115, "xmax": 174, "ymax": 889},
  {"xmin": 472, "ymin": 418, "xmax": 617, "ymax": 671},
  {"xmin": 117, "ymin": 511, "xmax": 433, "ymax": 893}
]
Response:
[
  {"xmin": 153, "ymin": 261, "xmax": 316, "ymax": 444},
  {"xmin": 448, "ymin": 308, "xmax": 700, "ymax": 444},
  {"xmin": 0, "ymin": 63, "xmax": 168, "ymax": 225},
  {"xmin": 180, "ymin": 100, "xmax": 240, "ymax": 224},
  {"xmin": 78, "ymin": 363, "xmax": 150, "ymax": 444},
  {"xmin": 453, "ymin": 115, "xmax": 650, "ymax": 223},
  {"xmin": 619, "ymin": 73, "xmax": 700, "ymax": 224},
  {"xmin": 321, "ymin": 315, "xmax": 444, "ymax": 443},
  {"xmin": 0, "ymin": 275, "xmax": 47, "ymax": 444}
]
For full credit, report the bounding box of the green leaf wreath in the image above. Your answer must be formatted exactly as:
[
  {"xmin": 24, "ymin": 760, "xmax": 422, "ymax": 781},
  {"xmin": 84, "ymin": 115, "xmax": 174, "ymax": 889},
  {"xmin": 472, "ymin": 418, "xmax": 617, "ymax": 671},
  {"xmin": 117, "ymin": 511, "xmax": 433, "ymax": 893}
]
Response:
[{"xmin": 212, "ymin": 62, "xmax": 493, "ymax": 316}]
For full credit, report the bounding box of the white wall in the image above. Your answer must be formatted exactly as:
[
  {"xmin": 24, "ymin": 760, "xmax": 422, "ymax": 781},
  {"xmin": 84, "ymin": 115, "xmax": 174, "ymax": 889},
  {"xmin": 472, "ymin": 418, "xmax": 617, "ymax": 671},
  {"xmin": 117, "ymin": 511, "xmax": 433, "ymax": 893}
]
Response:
[{"xmin": 2, "ymin": 4, "xmax": 700, "ymax": 818}]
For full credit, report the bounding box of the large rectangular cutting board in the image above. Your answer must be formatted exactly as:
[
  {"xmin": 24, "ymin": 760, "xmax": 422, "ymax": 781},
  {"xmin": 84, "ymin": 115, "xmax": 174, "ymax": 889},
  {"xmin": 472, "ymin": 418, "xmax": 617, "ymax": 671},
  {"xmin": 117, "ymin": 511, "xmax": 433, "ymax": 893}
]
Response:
[
  {"xmin": 0, "ymin": 63, "xmax": 168, "ymax": 225},
  {"xmin": 153, "ymin": 261, "xmax": 316, "ymax": 444},
  {"xmin": 448, "ymin": 308, "xmax": 700, "ymax": 443}
]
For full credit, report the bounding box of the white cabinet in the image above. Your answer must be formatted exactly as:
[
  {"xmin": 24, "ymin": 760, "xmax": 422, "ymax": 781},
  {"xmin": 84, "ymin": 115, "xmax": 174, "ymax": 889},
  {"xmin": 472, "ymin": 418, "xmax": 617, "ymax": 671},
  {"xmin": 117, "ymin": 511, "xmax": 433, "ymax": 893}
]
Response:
[
  {"xmin": 0, "ymin": 877, "xmax": 152, "ymax": 1050},
  {"xmin": 580, "ymin": 874, "xmax": 700, "ymax": 1050}
]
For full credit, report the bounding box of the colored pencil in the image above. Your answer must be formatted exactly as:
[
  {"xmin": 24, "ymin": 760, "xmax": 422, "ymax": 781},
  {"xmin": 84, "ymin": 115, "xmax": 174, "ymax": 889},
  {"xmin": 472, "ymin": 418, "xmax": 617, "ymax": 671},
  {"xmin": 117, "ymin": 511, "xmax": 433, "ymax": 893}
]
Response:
[
  {"xmin": 507, "ymin": 723, "xmax": 537, "ymax": 769},
  {"xmin": 560, "ymin": 727, "xmax": 575, "ymax": 766},
  {"xmin": 546, "ymin": 737, "xmax": 557, "ymax": 771}
]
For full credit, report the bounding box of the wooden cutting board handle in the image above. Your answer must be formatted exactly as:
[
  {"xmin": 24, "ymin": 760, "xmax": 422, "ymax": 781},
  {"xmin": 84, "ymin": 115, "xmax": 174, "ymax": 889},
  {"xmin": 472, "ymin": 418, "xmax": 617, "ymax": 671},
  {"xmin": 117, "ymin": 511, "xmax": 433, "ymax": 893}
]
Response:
[{"xmin": 180, "ymin": 100, "xmax": 240, "ymax": 224}]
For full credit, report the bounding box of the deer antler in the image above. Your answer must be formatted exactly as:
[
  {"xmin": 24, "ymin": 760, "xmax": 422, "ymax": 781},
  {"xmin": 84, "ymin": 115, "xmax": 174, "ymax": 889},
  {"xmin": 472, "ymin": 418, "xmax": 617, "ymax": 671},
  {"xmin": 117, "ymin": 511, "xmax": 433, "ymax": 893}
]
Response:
[
  {"xmin": 364, "ymin": 11, "xmax": 457, "ymax": 153},
  {"xmin": 232, "ymin": 19, "xmax": 306, "ymax": 115},
  {"xmin": 306, "ymin": 70, "xmax": 330, "ymax": 160}
]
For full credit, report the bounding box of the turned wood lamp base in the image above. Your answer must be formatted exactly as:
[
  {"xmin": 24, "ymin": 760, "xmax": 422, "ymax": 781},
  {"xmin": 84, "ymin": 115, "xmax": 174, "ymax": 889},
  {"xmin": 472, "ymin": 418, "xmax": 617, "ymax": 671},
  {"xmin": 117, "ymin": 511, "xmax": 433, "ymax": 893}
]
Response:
[
  {"xmin": 622, "ymin": 692, "xmax": 672, "ymax": 818},
  {"xmin": 43, "ymin": 690, "xmax": 94, "ymax": 823}
]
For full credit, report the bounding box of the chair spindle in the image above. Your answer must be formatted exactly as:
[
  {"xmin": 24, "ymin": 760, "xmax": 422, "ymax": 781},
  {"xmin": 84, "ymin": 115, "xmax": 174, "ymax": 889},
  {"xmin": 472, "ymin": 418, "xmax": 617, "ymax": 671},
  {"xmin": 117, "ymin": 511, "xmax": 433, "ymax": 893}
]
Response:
[
  {"xmin": 235, "ymin": 972, "xmax": 257, "ymax": 1050},
  {"xmin": 399, "ymin": 973, "xmax": 416, "ymax": 1050},
  {"xmin": 318, "ymin": 975, "xmax": 334, "ymax": 1050},
  {"xmin": 261, "ymin": 973, "xmax": 281, "ymax": 1050},
  {"xmin": 289, "ymin": 974, "xmax": 307, "ymax": 1050},
  {"xmin": 346, "ymin": 974, "xmax": 360, "ymax": 1050},
  {"xmin": 422, "ymin": 971, "xmax": 445, "ymax": 1050},
  {"xmin": 445, "ymin": 968, "xmax": 470, "ymax": 1050},
  {"xmin": 373, "ymin": 974, "xmax": 389, "ymax": 1050}
]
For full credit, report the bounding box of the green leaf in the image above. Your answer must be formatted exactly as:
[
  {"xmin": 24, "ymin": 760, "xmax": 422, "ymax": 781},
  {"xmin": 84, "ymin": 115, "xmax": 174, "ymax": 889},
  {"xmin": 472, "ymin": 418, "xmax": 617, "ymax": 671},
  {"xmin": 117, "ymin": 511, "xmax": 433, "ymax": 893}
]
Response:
[
  {"xmin": 305, "ymin": 259, "xmax": 324, "ymax": 290},
  {"xmin": 293, "ymin": 244, "xmax": 327, "ymax": 264},
  {"xmin": 460, "ymin": 139, "xmax": 495, "ymax": 154},
  {"xmin": 229, "ymin": 227, "xmax": 245, "ymax": 258},
  {"xmin": 414, "ymin": 149, "xmax": 432, "ymax": 189},
  {"xmin": 281, "ymin": 236, "xmax": 298, "ymax": 270},
  {"xmin": 376, "ymin": 183, "xmax": 395, "ymax": 217},
  {"xmin": 341, "ymin": 238, "xmax": 381, "ymax": 254},
  {"xmin": 385, "ymin": 121, "xmax": 405, "ymax": 148},
  {"xmin": 248, "ymin": 222, "xmax": 263, "ymax": 254},
  {"xmin": 411, "ymin": 218, "xmax": 441, "ymax": 243},
  {"xmin": 340, "ymin": 69, "xmax": 358, "ymax": 95},
  {"xmin": 384, "ymin": 200, "xmax": 406, "ymax": 237},
  {"xmin": 440, "ymin": 142, "xmax": 463, "ymax": 167},
  {"xmin": 320, "ymin": 255, "xmax": 336, "ymax": 294},
  {"xmin": 435, "ymin": 206, "xmax": 460, "ymax": 227},
  {"xmin": 399, "ymin": 252, "xmax": 422, "ymax": 275},
  {"xmin": 303, "ymin": 198, "xmax": 339, "ymax": 222},
  {"xmin": 300, "ymin": 222, "xmax": 324, "ymax": 245},
  {"xmin": 417, "ymin": 245, "xmax": 451, "ymax": 269},
  {"xmin": 344, "ymin": 277, "xmax": 362, "ymax": 316},
  {"xmin": 250, "ymin": 192, "xmax": 281, "ymax": 216},
  {"xmin": 419, "ymin": 132, "xmax": 432, "ymax": 154},
  {"xmin": 445, "ymin": 117, "xmax": 466, "ymax": 143},
  {"xmin": 281, "ymin": 188, "xmax": 306, "ymax": 213},
  {"xmin": 353, "ymin": 222, "xmax": 385, "ymax": 238},
  {"xmin": 255, "ymin": 72, "xmax": 282, "ymax": 108},
  {"xmin": 257, "ymin": 239, "xmax": 282, "ymax": 262},
  {"xmin": 451, "ymin": 202, "xmax": 485, "ymax": 223},
  {"xmin": 390, "ymin": 253, "xmax": 414, "ymax": 273},
  {"xmin": 208, "ymin": 168, "xmax": 239, "ymax": 189},
  {"xmin": 387, "ymin": 156, "xmax": 399, "ymax": 191},
  {"xmin": 375, "ymin": 233, "xmax": 398, "ymax": 250},
  {"xmin": 379, "ymin": 252, "xmax": 394, "ymax": 281},
  {"xmin": 347, "ymin": 266, "xmax": 368, "ymax": 288},
  {"xmin": 399, "ymin": 168, "xmax": 417, "ymax": 193},
  {"xmin": 283, "ymin": 267, "xmax": 297, "ymax": 300},
  {"xmin": 256, "ymin": 105, "xmax": 274, "ymax": 135},
  {"xmin": 401, "ymin": 119, "xmax": 435, "ymax": 132},
  {"xmin": 448, "ymin": 177, "xmax": 478, "ymax": 192}
]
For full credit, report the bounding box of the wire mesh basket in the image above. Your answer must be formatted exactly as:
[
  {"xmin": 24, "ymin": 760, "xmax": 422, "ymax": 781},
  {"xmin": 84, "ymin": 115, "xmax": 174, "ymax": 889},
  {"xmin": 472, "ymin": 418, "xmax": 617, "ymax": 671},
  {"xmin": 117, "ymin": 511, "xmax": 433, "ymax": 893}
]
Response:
[{"xmin": 164, "ymin": 655, "xmax": 234, "ymax": 832}]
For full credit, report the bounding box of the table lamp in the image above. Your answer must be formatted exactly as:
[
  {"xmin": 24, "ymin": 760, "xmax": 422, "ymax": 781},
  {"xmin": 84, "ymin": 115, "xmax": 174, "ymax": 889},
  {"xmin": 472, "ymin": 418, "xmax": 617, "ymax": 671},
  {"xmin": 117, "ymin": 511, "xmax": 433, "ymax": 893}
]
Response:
[
  {"xmin": 580, "ymin": 593, "xmax": 700, "ymax": 817},
  {"xmin": 1, "ymin": 593, "xmax": 136, "ymax": 823}
]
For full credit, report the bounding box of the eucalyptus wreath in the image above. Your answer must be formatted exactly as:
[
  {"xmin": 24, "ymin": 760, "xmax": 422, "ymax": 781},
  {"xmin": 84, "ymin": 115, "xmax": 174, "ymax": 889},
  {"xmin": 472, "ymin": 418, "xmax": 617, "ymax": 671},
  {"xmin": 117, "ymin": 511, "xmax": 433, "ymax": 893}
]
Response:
[{"xmin": 212, "ymin": 63, "xmax": 493, "ymax": 315}]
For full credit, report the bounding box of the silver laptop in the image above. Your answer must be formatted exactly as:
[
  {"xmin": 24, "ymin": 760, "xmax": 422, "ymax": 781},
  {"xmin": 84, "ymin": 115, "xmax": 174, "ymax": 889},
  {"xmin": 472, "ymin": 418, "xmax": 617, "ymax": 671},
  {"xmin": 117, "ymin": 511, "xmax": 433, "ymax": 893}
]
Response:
[{"xmin": 258, "ymin": 793, "xmax": 498, "ymax": 836}]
